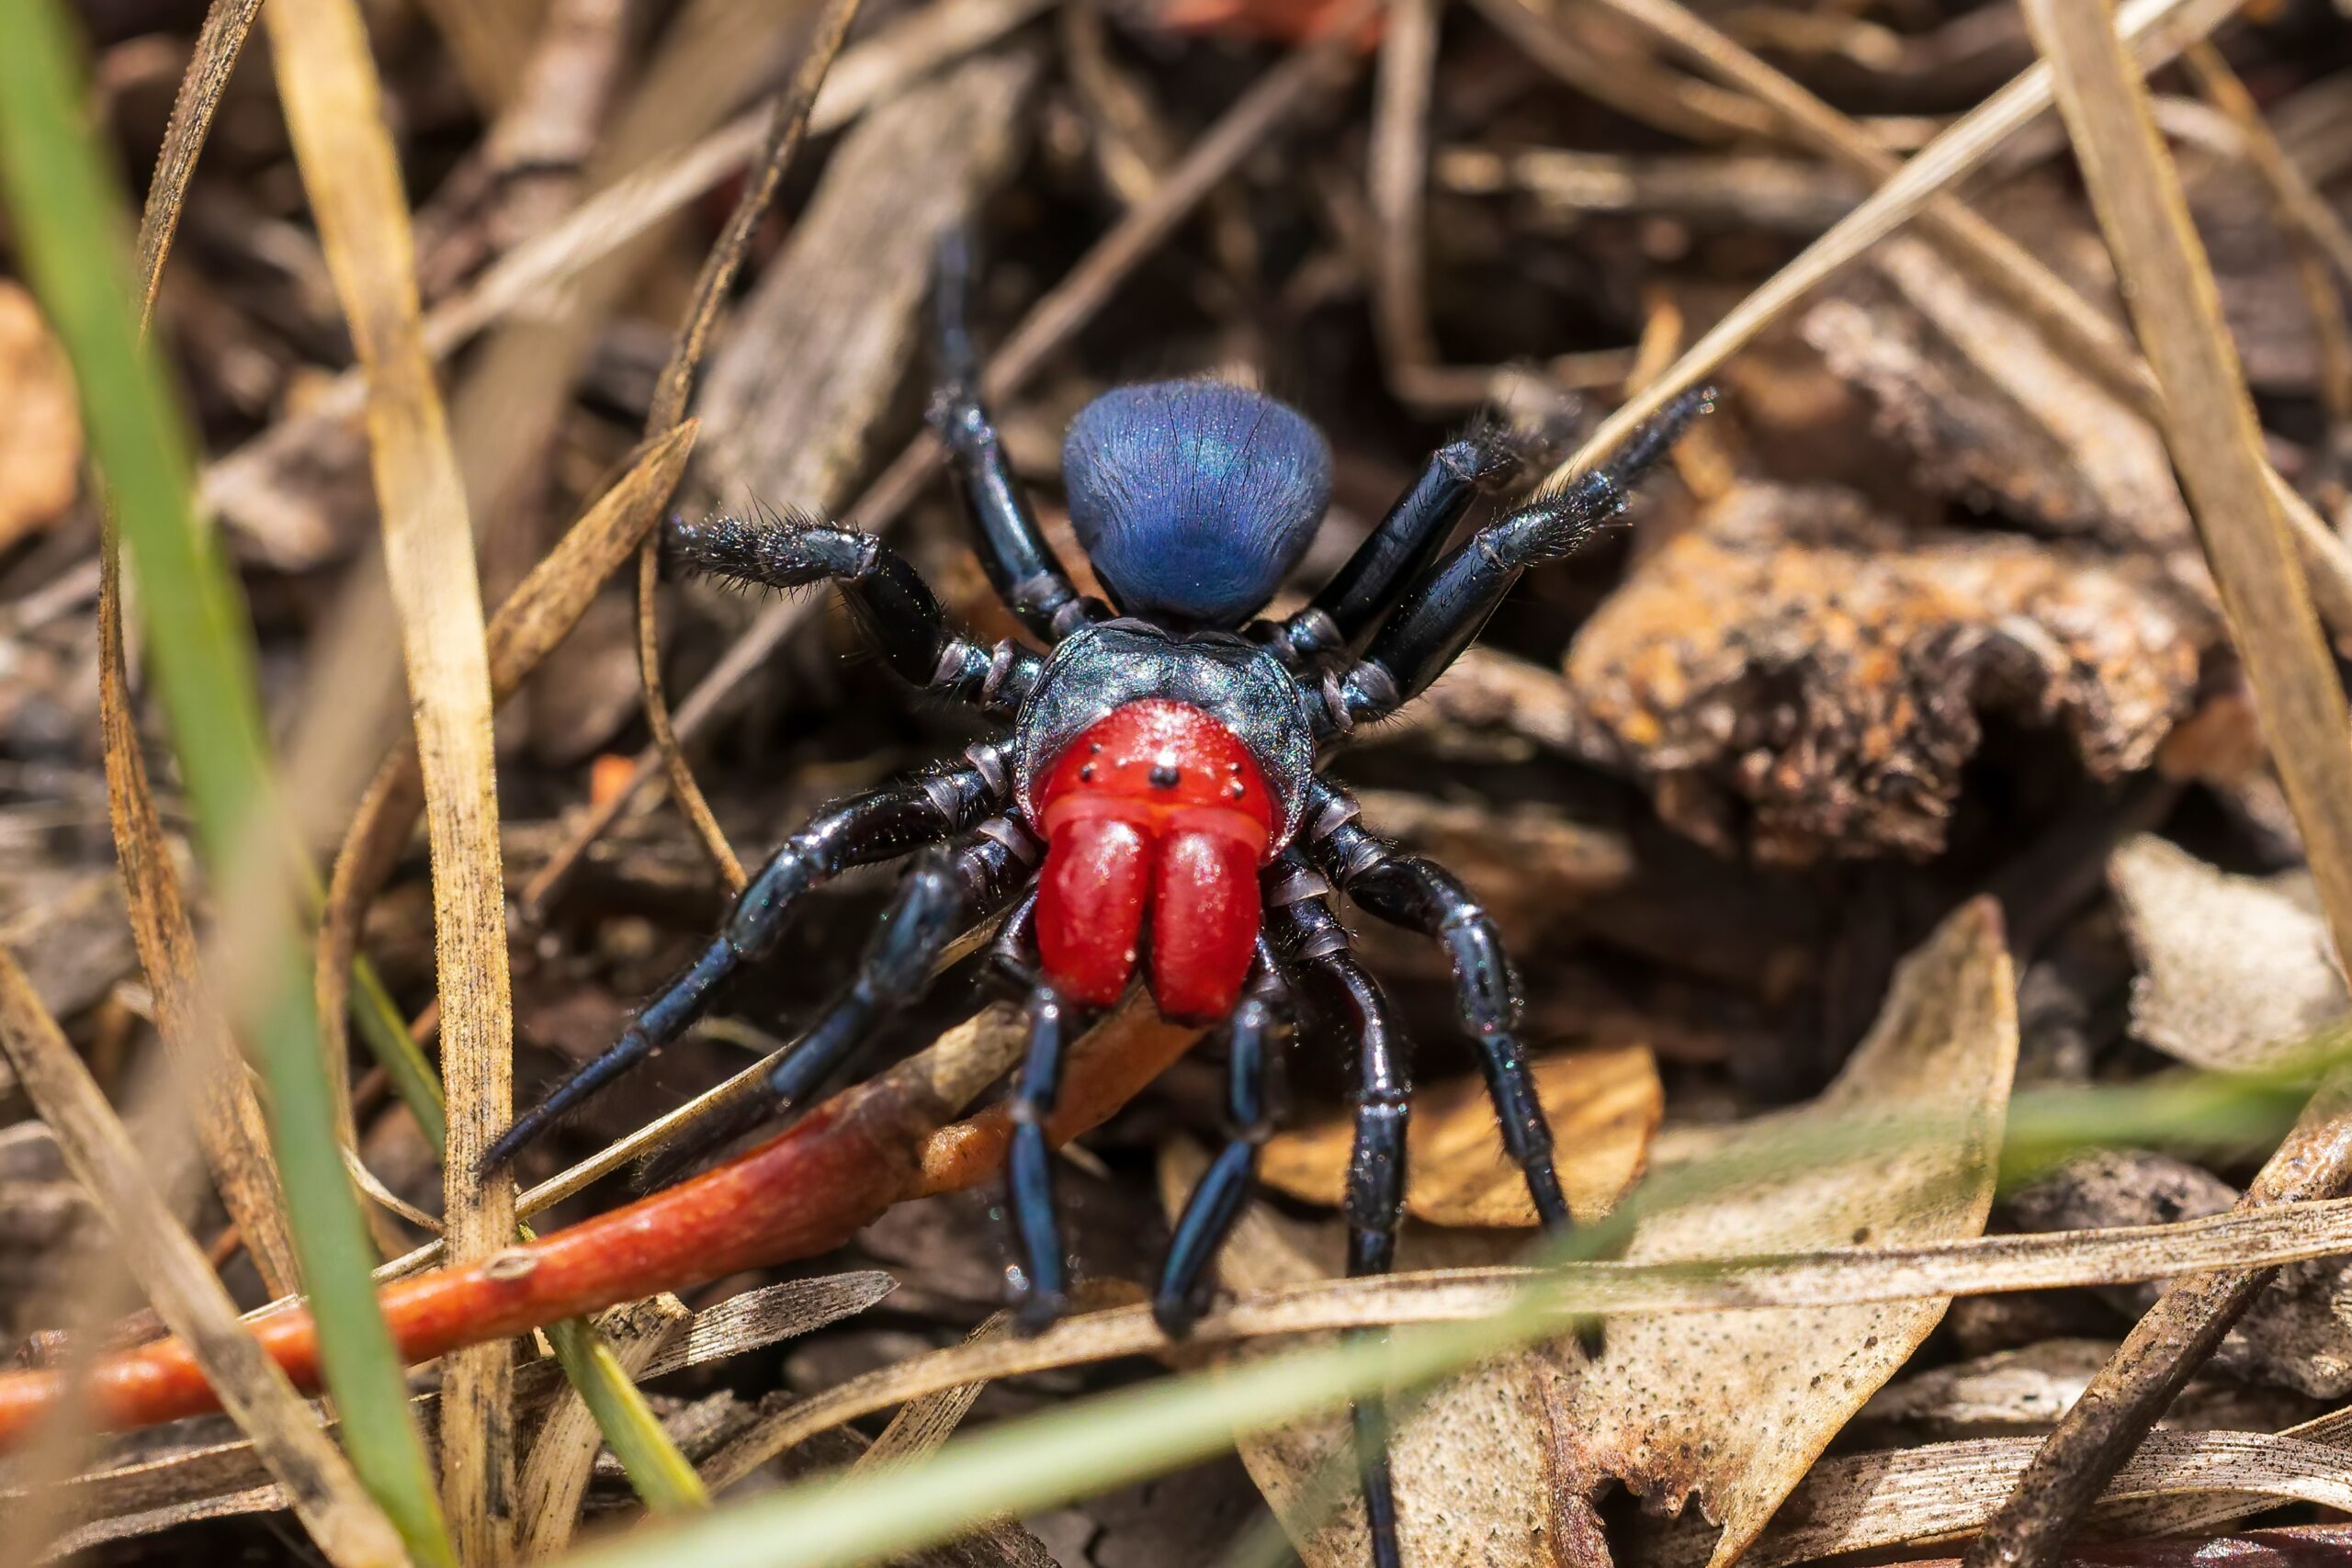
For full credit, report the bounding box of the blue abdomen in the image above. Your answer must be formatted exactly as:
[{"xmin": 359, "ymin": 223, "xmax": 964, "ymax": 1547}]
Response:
[{"xmin": 1062, "ymin": 380, "xmax": 1331, "ymax": 627}]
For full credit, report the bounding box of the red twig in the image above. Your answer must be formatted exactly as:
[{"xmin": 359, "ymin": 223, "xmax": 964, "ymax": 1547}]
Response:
[{"xmin": 0, "ymin": 1003, "xmax": 1200, "ymax": 1444}]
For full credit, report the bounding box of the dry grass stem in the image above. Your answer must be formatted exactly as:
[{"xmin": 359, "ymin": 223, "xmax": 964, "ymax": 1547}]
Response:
[
  {"xmin": 690, "ymin": 1186, "xmax": 2352, "ymax": 1495},
  {"xmin": 97, "ymin": 0, "xmax": 301, "ymax": 1303},
  {"xmin": 262, "ymin": 0, "xmax": 520, "ymax": 1550},
  {"xmin": 1577, "ymin": 0, "xmax": 2352, "ymax": 641},
  {"xmin": 1538, "ymin": 0, "xmax": 2227, "ymax": 483},
  {"xmin": 132, "ymin": 0, "xmax": 262, "ymax": 329},
  {"xmin": 1962, "ymin": 5, "xmax": 2352, "ymax": 1565}
]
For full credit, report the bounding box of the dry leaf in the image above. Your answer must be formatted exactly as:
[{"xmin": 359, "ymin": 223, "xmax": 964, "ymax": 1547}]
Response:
[
  {"xmin": 2110, "ymin": 833, "xmax": 2347, "ymax": 1072},
  {"xmin": 1566, "ymin": 484, "xmax": 2211, "ymax": 862},
  {"xmin": 1566, "ymin": 896, "xmax": 2018, "ymax": 1567},
  {"xmin": 0, "ymin": 282, "xmax": 81, "ymax": 552},
  {"xmin": 1258, "ymin": 1045, "xmax": 1662, "ymax": 1227},
  {"xmin": 1164, "ymin": 1140, "xmax": 1600, "ymax": 1568},
  {"xmin": 1735, "ymin": 1428, "xmax": 2352, "ymax": 1568}
]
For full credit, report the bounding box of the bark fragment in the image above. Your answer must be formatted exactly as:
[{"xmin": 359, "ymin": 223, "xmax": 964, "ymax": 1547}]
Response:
[{"xmin": 1566, "ymin": 484, "xmax": 2212, "ymax": 862}]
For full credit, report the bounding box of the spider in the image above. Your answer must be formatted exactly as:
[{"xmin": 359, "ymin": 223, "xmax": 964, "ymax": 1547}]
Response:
[{"xmin": 483, "ymin": 239, "xmax": 1707, "ymax": 1564}]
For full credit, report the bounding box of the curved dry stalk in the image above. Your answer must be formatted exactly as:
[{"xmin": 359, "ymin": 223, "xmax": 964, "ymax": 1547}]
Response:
[
  {"xmin": 265, "ymin": 0, "xmax": 521, "ymax": 1542},
  {"xmin": 312, "ymin": 423, "xmax": 700, "ymax": 1149},
  {"xmin": 631, "ymin": 0, "xmax": 866, "ymax": 894},
  {"xmin": 134, "ymin": 0, "xmax": 264, "ymax": 329},
  {"xmin": 2181, "ymin": 44, "xmax": 2352, "ymax": 435},
  {"xmin": 105, "ymin": 0, "xmax": 301, "ymax": 1304},
  {"xmin": 689, "ymin": 1190, "xmax": 2352, "ymax": 1494}
]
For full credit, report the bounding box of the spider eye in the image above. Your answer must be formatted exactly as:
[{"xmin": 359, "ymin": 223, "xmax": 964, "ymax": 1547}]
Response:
[{"xmin": 1063, "ymin": 380, "xmax": 1331, "ymax": 627}]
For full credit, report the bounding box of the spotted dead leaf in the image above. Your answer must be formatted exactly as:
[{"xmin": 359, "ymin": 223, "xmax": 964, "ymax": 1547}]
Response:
[
  {"xmin": 1566, "ymin": 484, "xmax": 2211, "ymax": 863},
  {"xmin": 0, "ymin": 281, "xmax": 81, "ymax": 551},
  {"xmin": 2110, "ymin": 833, "xmax": 2347, "ymax": 1073},
  {"xmin": 1258, "ymin": 1044, "xmax": 1661, "ymax": 1226},
  {"xmin": 1159, "ymin": 1137, "xmax": 1619, "ymax": 1568},
  {"xmin": 1563, "ymin": 896, "xmax": 2018, "ymax": 1568}
]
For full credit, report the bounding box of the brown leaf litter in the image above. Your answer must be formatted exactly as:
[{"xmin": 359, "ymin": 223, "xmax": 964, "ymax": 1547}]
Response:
[
  {"xmin": 1257, "ymin": 1045, "xmax": 1661, "ymax": 1228},
  {"xmin": 1193, "ymin": 898, "xmax": 2015, "ymax": 1567},
  {"xmin": 1558, "ymin": 897, "xmax": 2017, "ymax": 1567},
  {"xmin": 0, "ymin": 281, "xmax": 80, "ymax": 555},
  {"xmin": 2109, "ymin": 832, "xmax": 2348, "ymax": 1074},
  {"xmin": 1566, "ymin": 484, "xmax": 2214, "ymax": 863}
]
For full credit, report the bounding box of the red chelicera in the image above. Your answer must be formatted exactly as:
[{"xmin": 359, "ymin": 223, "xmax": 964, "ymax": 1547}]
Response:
[{"xmin": 0, "ymin": 1008, "xmax": 1201, "ymax": 1445}]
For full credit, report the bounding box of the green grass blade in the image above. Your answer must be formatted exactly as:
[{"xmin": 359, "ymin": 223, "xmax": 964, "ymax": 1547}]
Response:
[
  {"xmin": 542, "ymin": 1315, "xmax": 711, "ymax": 1512},
  {"xmin": 0, "ymin": 6, "xmax": 452, "ymax": 1562}
]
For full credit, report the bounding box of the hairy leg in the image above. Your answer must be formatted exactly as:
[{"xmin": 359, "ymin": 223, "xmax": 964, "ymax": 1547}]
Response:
[
  {"xmin": 667, "ymin": 509, "xmax": 1037, "ymax": 716},
  {"xmin": 1321, "ymin": 387, "xmax": 1713, "ymax": 732},
  {"xmin": 481, "ymin": 754, "xmax": 1013, "ymax": 1172},
  {"xmin": 635, "ymin": 818, "xmax": 1041, "ymax": 1190}
]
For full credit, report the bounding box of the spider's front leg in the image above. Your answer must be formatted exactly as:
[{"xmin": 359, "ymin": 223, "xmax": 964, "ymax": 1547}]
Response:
[
  {"xmin": 1302, "ymin": 778, "xmax": 1571, "ymax": 1231},
  {"xmin": 1154, "ymin": 942, "xmax": 1293, "ymax": 1336},
  {"xmin": 636, "ymin": 818, "xmax": 1041, "ymax": 1190},
  {"xmin": 1272, "ymin": 418, "xmax": 1531, "ymax": 666},
  {"xmin": 1268, "ymin": 866, "xmax": 1414, "ymax": 1568},
  {"xmin": 665, "ymin": 510, "xmax": 1038, "ymax": 716},
  {"xmin": 481, "ymin": 749, "xmax": 1015, "ymax": 1172},
  {"xmin": 1322, "ymin": 387, "xmax": 1713, "ymax": 730},
  {"xmin": 928, "ymin": 231, "xmax": 1098, "ymax": 643}
]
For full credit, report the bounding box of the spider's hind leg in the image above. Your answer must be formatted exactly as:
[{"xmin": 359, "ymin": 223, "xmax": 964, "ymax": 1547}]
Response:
[
  {"xmin": 479, "ymin": 752, "xmax": 1012, "ymax": 1174},
  {"xmin": 635, "ymin": 818, "xmax": 1041, "ymax": 1190},
  {"xmin": 1153, "ymin": 942, "xmax": 1293, "ymax": 1337}
]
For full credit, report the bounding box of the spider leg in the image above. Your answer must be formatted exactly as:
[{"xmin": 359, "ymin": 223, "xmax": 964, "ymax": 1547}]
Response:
[
  {"xmin": 1272, "ymin": 421, "xmax": 1527, "ymax": 665},
  {"xmin": 1301, "ymin": 779, "xmax": 1570, "ymax": 1230},
  {"xmin": 1267, "ymin": 863, "xmax": 1410, "ymax": 1568},
  {"xmin": 481, "ymin": 753, "xmax": 1014, "ymax": 1173},
  {"xmin": 1003, "ymin": 975, "xmax": 1099, "ymax": 1330},
  {"xmin": 929, "ymin": 231, "xmax": 1097, "ymax": 643},
  {"xmin": 666, "ymin": 510, "xmax": 1038, "ymax": 716},
  {"xmin": 1153, "ymin": 942, "xmax": 1292, "ymax": 1337},
  {"xmin": 1324, "ymin": 387, "xmax": 1713, "ymax": 731},
  {"xmin": 636, "ymin": 818, "xmax": 1041, "ymax": 1190}
]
